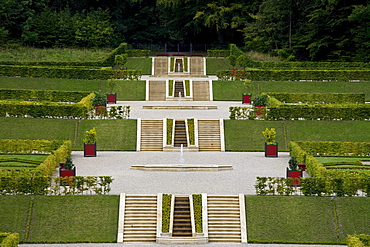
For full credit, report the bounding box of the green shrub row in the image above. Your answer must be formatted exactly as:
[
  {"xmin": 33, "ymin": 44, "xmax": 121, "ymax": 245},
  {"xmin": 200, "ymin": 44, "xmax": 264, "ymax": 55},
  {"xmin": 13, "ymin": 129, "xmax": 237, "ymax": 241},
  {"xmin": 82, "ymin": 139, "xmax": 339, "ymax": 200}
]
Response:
[
  {"xmin": 267, "ymin": 104, "xmax": 370, "ymax": 121},
  {"xmin": 255, "ymin": 176, "xmax": 370, "ymax": 197},
  {"xmin": 229, "ymin": 106, "xmax": 258, "ymax": 120},
  {"xmin": 0, "ymin": 88, "xmax": 91, "ymax": 103},
  {"xmin": 126, "ymin": 49, "xmax": 150, "ymax": 57},
  {"xmin": 187, "ymin": 119, "xmax": 195, "ymax": 146},
  {"xmin": 216, "ymin": 69, "xmax": 370, "ymax": 81},
  {"xmin": 0, "ymin": 175, "xmax": 113, "ymax": 195},
  {"xmin": 0, "ymin": 232, "xmax": 19, "ymax": 247},
  {"xmin": 112, "ymin": 69, "xmax": 142, "ymax": 80},
  {"xmin": 166, "ymin": 118, "xmax": 173, "ymax": 146},
  {"xmin": 162, "ymin": 194, "xmax": 172, "ymax": 233},
  {"xmin": 289, "ymin": 141, "xmax": 370, "ymax": 178},
  {"xmin": 229, "ymin": 44, "xmax": 245, "ymax": 57},
  {"xmin": 0, "ymin": 139, "xmax": 71, "ymax": 176},
  {"xmin": 216, "ymin": 70, "xmax": 248, "ymax": 81},
  {"xmin": 267, "ymin": 93, "xmax": 365, "ymax": 104},
  {"xmin": 252, "ymin": 61, "xmax": 370, "ymax": 70},
  {"xmin": 192, "ymin": 194, "xmax": 203, "ymax": 233},
  {"xmin": 347, "ymin": 235, "xmax": 370, "ymax": 247},
  {"xmin": 100, "ymin": 43, "xmax": 128, "ymax": 66},
  {"xmin": 207, "ymin": 50, "xmax": 230, "ymax": 57}
]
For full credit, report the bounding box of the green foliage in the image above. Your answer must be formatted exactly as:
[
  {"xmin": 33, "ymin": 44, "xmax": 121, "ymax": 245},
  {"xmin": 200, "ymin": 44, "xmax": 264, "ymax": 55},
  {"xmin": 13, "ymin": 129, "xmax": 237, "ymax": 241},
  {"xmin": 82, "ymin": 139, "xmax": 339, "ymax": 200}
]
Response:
[
  {"xmin": 170, "ymin": 57, "xmax": 175, "ymax": 72},
  {"xmin": 162, "ymin": 194, "xmax": 171, "ymax": 233},
  {"xmin": 126, "ymin": 50, "xmax": 150, "ymax": 57},
  {"xmin": 252, "ymin": 94, "xmax": 268, "ymax": 106},
  {"xmin": 114, "ymin": 54, "xmax": 127, "ymax": 68},
  {"xmin": 228, "ymin": 55, "xmax": 237, "ymax": 68},
  {"xmin": 268, "ymin": 93, "xmax": 365, "ymax": 104},
  {"xmin": 229, "ymin": 106, "xmax": 256, "ymax": 120},
  {"xmin": 288, "ymin": 157, "xmax": 298, "ymax": 171},
  {"xmin": 216, "ymin": 69, "xmax": 247, "ymax": 81},
  {"xmin": 83, "ymin": 128, "xmax": 97, "ymax": 144},
  {"xmin": 0, "ymin": 232, "xmax": 19, "ymax": 247},
  {"xmin": 100, "ymin": 43, "xmax": 127, "ymax": 67},
  {"xmin": 166, "ymin": 119, "xmax": 173, "ymax": 146},
  {"xmin": 262, "ymin": 128, "xmax": 276, "ymax": 144},
  {"xmin": 183, "ymin": 58, "xmax": 188, "ymax": 72},
  {"xmin": 347, "ymin": 235, "xmax": 366, "ymax": 247},
  {"xmin": 185, "ymin": 80, "xmax": 190, "ymax": 96},
  {"xmin": 168, "ymin": 80, "xmax": 174, "ymax": 96},
  {"xmin": 207, "ymin": 50, "xmax": 230, "ymax": 57},
  {"xmin": 62, "ymin": 157, "xmax": 74, "ymax": 171},
  {"xmin": 187, "ymin": 119, "xmax": 195, "ymax": 146},
  {"xmin": 0, "ymin": 89, "xmax": 90, "ymax": 102},
  {"xmin": 92, "ymin": 92, "xmax": 107, "ymax": 106},
  {"xmin": 192, "ymin": 194, "xmax": 202, "ymax": 233}
]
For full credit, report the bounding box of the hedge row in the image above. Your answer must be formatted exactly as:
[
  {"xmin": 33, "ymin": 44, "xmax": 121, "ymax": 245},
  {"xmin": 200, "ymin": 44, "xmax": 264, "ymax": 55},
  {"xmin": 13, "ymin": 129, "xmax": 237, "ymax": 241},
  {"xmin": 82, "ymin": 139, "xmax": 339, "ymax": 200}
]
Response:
[
  {"xmin": 0, "ymin": 175, "xmax": 113, "ymax": 195},
  {"xmin": 0, "ymin": 89, "xmax": 91, "ymax": 103},
  {"xmin": 253, "ymin": 61, "xmax": 370, "ymax": 70},
  {"xmin": 0, "ymin": 139, "xmax": 71, "ymax": 176},
  {"xmin": 0, "ymin": 232, "xmax": 19, "ymax": 247},
  {"xmin": 216, "ymin": 69, "xmax": 370, "ymax": 81},
  {"xmin": 347, "ymin": 235, "xmax": 370, "ymax": 247},
  {"xmin": 126, "ymin": 49, "xmax": 150, "ymax": 57},
  {"xmin": 267, "ymin": 93, "xmax": 365, "ymax": 104},
  {"xmin": 216, "ymin": 70, "xmax": 248, "ymax": 81},
  {"xmin": 207, "ymin": 50, "xmax": 230, "ymax": 57},
  {"xmin": 0, "ymin": 64, "xmax": 142, "ymax": 80},
  {"xmin": 289, "ymin": 141, "xmax": 370, "ymax": 178},
  {"xmin": 267, "ymin": 104, "xmax": 370, "ymax": 121},
  {"xmin": 255, "ymin": 176, "xmax": 370, "ymax": 197}
]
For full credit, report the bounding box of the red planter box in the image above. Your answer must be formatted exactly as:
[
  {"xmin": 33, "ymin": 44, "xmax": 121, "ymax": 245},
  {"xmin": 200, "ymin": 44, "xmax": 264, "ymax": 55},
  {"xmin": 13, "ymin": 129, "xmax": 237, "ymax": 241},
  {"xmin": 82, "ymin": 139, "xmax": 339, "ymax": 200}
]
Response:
[
  {"xmin": 242, "ymin": 94, "xmax": 251, "ymax": 104},
  {"xmin": 59, "ymin": 167, "xmax": 76, "ymax": 185},
  {"xmin": 255, "ymin": 105, "xmax": 265, "ymax": 115},
  {"xmin": 265, "ymin": 143, "xmax": 278, "ymax": 157},
  {"xmin": 84, "ymin": 143, "xmax": 97, "ymax": 157},
  {"xmin": 95, "ymin": 104, "xmax": 106, "ymax": 114},
  {"xmin": 107, "ymin": 94, "xmax": 117, "ymax": 104},
  {"xmin": 298, "ymin": 164, "xmax": 306, "ymax": 171},
  {"xmin": 287, "ymin": 168, "xmax": 302, "ymax": 185}
]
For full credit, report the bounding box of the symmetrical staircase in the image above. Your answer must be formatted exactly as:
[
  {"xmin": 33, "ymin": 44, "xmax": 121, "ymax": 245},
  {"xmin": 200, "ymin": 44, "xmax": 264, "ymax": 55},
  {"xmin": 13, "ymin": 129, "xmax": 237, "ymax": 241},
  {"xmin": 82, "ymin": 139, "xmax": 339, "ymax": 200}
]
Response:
[
  {"xmin": 148, "ymin": 81, "xmax": 166, "ymax": 101},
  {"xmin": 122, "ymin": 195, "xmax": 158, "ymax": 243},
  {"xmin": 174, "ymin": 120, "xmax": 187, "ymax": 147},
  {"xmin": 192, "ymin": 81, "xmax": 210, "ymax": 101},
  {"xmin": 172, "ymin": 196, "xmax": 192, "ymax": 237},
  {"xmin": 140, "ymin": 120, "xmax": 163, "ymax": 151},
  {"xmin": 207, "ymin": 195, "xmax": 242, "ymax": 243},
  {"xmin": 174, "ymin": 59, "xmax": 183, "ymax": 72},
  {"xmin": 174, "ymin": 81, "xmax": 185, "ymax": 98},
  {"xmin": 198, "ymin": 120, "xmax": 221, "ymax": 151}
]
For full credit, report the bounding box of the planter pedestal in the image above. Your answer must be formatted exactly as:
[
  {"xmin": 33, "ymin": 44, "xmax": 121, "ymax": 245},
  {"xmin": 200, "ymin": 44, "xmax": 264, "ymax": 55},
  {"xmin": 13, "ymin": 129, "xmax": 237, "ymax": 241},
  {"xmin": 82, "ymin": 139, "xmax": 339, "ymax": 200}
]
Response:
[
  {"xmin": 107, "ymin": 93, "xmax": 117, "ymax": 104},
  {"xmin": 242, "ymin": 94, "xmax": 251, "ymax": 104},
  {"xmin": 287, "ymin": 168, "xmax": 302, "ymax": 185},
  {"xmin": 265, "ymin": 142, "xmax": 278, "ymax": 157},
  {"xmin": 84, "ymin": 143, "xmax": 97, "ymax": 157},
  {"xmin": 59, "ymin": 167, "xmax": 76, "ymax": 185}
]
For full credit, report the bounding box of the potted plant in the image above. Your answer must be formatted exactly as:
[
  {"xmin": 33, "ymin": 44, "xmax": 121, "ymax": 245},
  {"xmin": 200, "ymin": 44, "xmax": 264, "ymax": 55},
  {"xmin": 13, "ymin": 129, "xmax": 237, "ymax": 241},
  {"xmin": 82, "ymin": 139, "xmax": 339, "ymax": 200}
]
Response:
[
  {"xmin": 242, "ymin": 79, "xmax": 252, "ymax": 104},
  {"xmin": 262, "ymin": 128, "xmax": 278, "ymax": 157},
  {"xmin": 107, "ymin": 79, "xmax": 117, "ymax": 104},
  {"xmin": 83, "ymin": 127, "xmax": 97, "ymax": 157},
  {"xmin": 287, "ymin": 156, "xmax": 302, "ymax": 185},
  {"xmin": 59, "ymin": 157, "xmax": 76, "ymax": 184},
  {"xmin": 92, "ymin": 92, "xmax": 107, "ymax": 114},
  {"xmin": 252, "ymin": 94, "xmax": 268, "ymax": 115}
]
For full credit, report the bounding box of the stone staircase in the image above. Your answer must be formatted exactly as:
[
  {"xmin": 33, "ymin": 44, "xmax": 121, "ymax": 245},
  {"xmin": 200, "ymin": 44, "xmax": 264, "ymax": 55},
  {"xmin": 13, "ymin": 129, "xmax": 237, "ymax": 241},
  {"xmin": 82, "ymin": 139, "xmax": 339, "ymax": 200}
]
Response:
[
  {"xmin": 122, "ymin": 194, "xmax": 158, "ymax": 243},
  {"xmin": 172, "ymin": 196, "xmax": 192, "ymax": 237},
  {"xmin": 174, "ymin": 81, "xmax": 185, "ymax": 98},
  {"xmin": 190, "ymin": 57, "xmax": 204, "ymax": 75},
  {"xmin": 153, "ymin": 57, "xmax": 168, "ymax": 75},
  {"xmin": 174, "ymin": 120, "xmax": 187, "ymax": 147},
  {"xmin": 148, "ymin": 81, "xmax": 166, "ymax": 101},
  {"xmin": 192, "ymin": 81, "xmax": 210, "ymax": 101},
  {"xmin": 207, "ymin": 195, "xmax": 242, "ymax": 243},
  {"xmin": 140, "ymin": 120, "xmax": 163, "ymax": 151},
  {"xmin": 198, "ymin": 120, "xmax": 221, "ymax": 151}
]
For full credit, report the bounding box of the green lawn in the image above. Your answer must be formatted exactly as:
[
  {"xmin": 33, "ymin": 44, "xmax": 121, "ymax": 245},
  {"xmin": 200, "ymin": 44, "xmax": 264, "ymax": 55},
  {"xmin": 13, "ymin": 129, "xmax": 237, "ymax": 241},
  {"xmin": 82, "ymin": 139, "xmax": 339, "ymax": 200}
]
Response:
[
  {"xmin": 126, "ymin": 57, "xmax": 152, "ymax": 75},
  {"xmin": 0, "ymin": 195, "xmax": 119, "ymax": 243},
  {"xmin": 0, "ymin": 154, "xmax": 48, "ymax": 169},
  {"xmin": 0, "ymin": 77, "xmax": 146, "ymax": 101},
  {"xmin": 0, "ymin": 118, "xmax": 137, "ymax": 151},
  {"xmin": 224, "ymin": 120, "xmax": 370, "ymax": 151},
  {"xmin": 206, "ymin": 58, "xmax": 234, "ymax": 75},
  {"xmin": 315, "ymin": 157, "xmax": 370, "ymax": 163},
  {"xmin": 213, "ymin": 80, "xmax": 370, "ymax": 101}
]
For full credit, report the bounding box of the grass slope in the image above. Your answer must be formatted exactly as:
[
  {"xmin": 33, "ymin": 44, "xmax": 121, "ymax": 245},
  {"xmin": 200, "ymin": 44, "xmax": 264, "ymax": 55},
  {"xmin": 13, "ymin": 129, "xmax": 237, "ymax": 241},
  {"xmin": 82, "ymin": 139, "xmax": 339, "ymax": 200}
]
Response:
[
  {"xmin": 126, "ymin": 57, "xmax": 152, "ymax": 75},
  {"xmin": 224, "ymin": 120, "xmax": 370, "ymax": 151}
]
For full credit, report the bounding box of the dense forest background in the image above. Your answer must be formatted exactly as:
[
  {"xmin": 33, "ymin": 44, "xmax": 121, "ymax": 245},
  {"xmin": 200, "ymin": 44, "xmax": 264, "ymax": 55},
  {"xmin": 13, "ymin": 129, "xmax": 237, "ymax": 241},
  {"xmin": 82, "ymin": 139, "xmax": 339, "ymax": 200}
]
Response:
[{"xmin": 0, "ymin": 0, "xmax": 369, "ymax": 61}]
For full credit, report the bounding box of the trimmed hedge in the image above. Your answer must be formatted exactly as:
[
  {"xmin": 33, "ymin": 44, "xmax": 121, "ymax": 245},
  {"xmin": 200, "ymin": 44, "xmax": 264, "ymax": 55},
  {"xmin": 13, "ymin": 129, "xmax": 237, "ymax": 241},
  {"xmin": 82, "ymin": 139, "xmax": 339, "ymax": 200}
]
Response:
[
  {"xmin": 126, "ymin": 49, "xmax": 150, "ymax": 57},
  {"xmin": 192, "ymin": 194, "xmax": 203, "ymax": 233},
  {"xmin": 255, "ymin": 176, "xmax": 370, "ymax": 196},
  {"xmin": 0, "ymin": 89, "xmax": 91, "ymax": 102},
  {"xmin": 289, "ymin": 141, "xmax": 370, "ymax": 179},
  {"xmin": 162, "ymin": 194, "xmax": 172, "ymax": 233},
  {"xmin": 254, "ymin": 61, "xmax": 370, "ymax": 70},
  {"xmin": 100, "ymin": 43, "xmax": 128, "ymax": 66},
  {"xmin": 347, "ymin": 235, "xmax": 370, "ymax": 247},
  {"xmin": 0, "ymin": 232, "xmax": 19, "ymax": 247},
  {"xmin": 267, "ymin": 93, "xmax": 365, "ymax": 104},
  {"xmin": 0, "ymin": 175, "xmax": 113, "ymax": 195}
]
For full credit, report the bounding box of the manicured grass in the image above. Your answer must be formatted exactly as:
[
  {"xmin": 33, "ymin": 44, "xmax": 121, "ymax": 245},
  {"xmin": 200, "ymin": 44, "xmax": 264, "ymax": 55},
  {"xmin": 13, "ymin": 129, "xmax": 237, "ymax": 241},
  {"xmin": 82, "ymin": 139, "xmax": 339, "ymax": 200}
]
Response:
[
  {"xmin": 0, "ymin": 155, "xmax": 48, "ymax": 162},
  {"xmin": 315, "ymin": 157, "xmax": 370, "ymax": 163},
  {"xmin": 206, "ymin": 58, "xmax": 233, "ymax": 75},
  {"xmin": 0, "ymin": 77, "xmax": 146, "ymax": 101},
  {"xmin": 334, "ymin": 197, "xmax": 370, "ymax": 242},
  {"xmin": 246, "ymin": 196, "xmax": 338, "ymax": 244},
  {"xmin": 126, "ymin": 57, "xmax": 152, "ymax": 75},
  {"xmin": 77, "ymin": 119, "xmax": 137, "ymax": 151},
  {"xmin": 0, "ymin": 118, "xmax": 76, "ymax": 141},
  {"xmin": 0, "ymin": 47, "xmax": 110, "ymax": 62},
  {"xmin": 213, "ymin": 80, "xmax": 370, "ymax": 101},
  {"xmin": 28, "ymin": 195, "xmax": 119, "ymax": 243},
  {"xmin": 0, "ymin": 195, "xmax": 32, "ymax": 241},
  {"xmin": 0, "ymin": 155, "xmax": 48, "ymax": 169},
  {"xmin": 224, "ymin": 120, "xmax": 370, "ymax": 151}
]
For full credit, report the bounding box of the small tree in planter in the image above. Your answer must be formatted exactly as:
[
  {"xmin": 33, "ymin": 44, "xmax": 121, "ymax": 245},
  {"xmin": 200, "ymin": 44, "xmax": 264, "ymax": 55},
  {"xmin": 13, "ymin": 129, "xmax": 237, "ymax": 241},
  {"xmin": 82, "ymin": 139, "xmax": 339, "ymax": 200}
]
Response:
[
  {"xmin": 242, "ymin": 79, "xmax": 252, "ymax": 104},
  {"xmin": 262, "ymin": 127, "xmax": 278, "ymax": 157},
  {"xmin": 252, "ymin": 94, "xmax": 268, "ymax": 116},
  {"xmin": 59, "ymin": 156, "xmax": 76, "ymax": 184},
  {"xmin": 107, "ymin": 79, "xmax": 118, "ymax": 104},
  {"xmin": 287, "ymin": 156, "xmax": 302, "ymax": 185},
  {"xmin": 92, "ymin": 92, "xmax": 107, "ymax": 114},
  {"xmin": 83, "ymin": 127, "xmax": 97, "ymax": 157}
]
